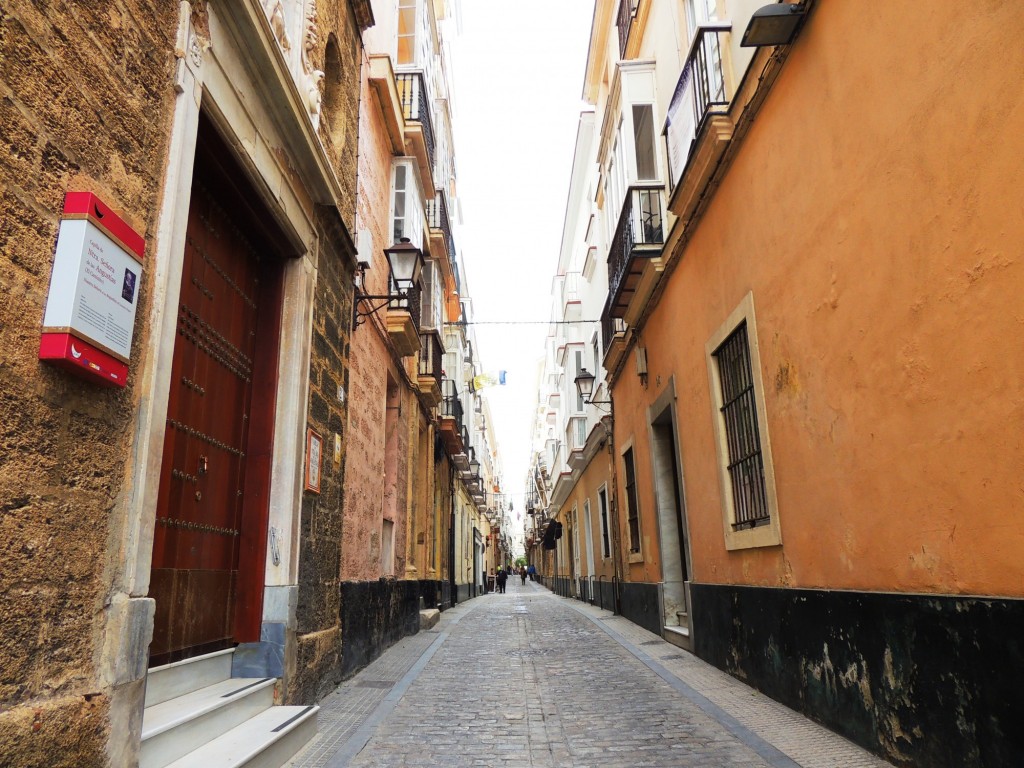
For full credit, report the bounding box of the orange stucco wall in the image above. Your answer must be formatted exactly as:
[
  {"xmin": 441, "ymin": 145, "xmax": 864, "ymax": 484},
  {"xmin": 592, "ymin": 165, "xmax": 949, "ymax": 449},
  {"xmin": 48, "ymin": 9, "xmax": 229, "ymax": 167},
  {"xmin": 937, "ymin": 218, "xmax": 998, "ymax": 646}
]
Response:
[
  {"xmin": 559, "ymin": 439, "xmax": 619, "ymax": 581},
  {"xmin": 612, "ymin": 0, "xmax": 1024, "ymax": 597}
]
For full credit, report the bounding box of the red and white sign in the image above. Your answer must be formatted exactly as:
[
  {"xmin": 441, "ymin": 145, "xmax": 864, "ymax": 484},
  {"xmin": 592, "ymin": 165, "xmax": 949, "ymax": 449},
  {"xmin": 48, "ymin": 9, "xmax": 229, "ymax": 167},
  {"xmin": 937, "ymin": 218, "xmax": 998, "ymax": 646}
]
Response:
[{"xmin": 39, "ymin": 192, "xmax": 145, "ymax": 387}]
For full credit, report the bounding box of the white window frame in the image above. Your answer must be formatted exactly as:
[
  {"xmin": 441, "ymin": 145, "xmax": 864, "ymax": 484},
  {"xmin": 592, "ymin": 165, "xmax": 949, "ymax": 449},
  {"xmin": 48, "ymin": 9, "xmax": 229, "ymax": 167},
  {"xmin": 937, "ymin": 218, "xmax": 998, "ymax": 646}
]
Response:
[
  {"xmin": 420, "ymin": 259, "xmax": 444, "ymax": 331},
  {"xmin": 705, "ymin": 291, "xmax": 782, "ymax": 550},
  {"xmin": 390, "ymin": 159, "xmax": 423, "ymax": 248}
]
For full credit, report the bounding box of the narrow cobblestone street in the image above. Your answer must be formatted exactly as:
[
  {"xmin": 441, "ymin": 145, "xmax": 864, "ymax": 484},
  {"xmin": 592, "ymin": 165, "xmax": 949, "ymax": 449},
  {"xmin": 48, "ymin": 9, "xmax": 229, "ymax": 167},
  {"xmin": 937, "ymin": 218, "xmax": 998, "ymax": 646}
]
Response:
[{"xmin": 287, "ymin": 581, "xmax": 891, "ymax": 768}]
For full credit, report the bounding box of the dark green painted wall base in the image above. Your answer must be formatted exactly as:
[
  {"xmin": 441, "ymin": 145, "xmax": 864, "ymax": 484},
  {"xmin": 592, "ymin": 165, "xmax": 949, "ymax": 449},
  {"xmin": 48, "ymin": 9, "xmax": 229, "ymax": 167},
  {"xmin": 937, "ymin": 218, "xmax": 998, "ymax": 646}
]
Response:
[
  {"xmin": 339, "ymin": 579, "xmax": 420, "ymax": 679},
  {"xmin": 690, "ymin": 583, "xmax": 1024, "ymax": 767},
  {"xmin": 619, "ymin": 582, "xmax": 661, "ymax": 636}
]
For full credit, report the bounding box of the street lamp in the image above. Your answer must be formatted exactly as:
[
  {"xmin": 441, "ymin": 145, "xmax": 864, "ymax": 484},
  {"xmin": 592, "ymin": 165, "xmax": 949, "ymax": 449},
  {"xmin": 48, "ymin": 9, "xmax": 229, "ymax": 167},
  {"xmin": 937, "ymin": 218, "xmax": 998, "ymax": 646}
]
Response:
[
  {"xmin": 353, "ymin": 237, "xmax": 424, "ymax": 326},
  {"xmin": 574, "ymin": 367, "xmax": 613, "ymax": 411},
  {"xmin": 740, "ymin": 3, "xmax": 807, "ymax": 48}
]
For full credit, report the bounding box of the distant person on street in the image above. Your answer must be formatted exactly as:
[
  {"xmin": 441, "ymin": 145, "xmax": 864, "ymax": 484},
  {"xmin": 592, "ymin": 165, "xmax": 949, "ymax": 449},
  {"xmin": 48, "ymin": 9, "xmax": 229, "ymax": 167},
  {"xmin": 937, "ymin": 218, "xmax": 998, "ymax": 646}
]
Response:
[
  {"xmin": 527, "ymin": 563, "xmax": 536, "ymax": 582},
  {"xmin": 496, "ymin": 568, "xmax": 507, "ymax": 594},
  {"xmin": 520, "ymin": 565, "xmax": 527, "ymax": 585}
]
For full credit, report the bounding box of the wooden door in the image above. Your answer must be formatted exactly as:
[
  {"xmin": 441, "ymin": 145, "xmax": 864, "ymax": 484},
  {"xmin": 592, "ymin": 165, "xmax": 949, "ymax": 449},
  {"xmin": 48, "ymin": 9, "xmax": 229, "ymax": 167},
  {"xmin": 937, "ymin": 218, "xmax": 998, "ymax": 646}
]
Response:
[{"xmin": 149, "ymin": 133, "xmax": 282, "ymax": 665}]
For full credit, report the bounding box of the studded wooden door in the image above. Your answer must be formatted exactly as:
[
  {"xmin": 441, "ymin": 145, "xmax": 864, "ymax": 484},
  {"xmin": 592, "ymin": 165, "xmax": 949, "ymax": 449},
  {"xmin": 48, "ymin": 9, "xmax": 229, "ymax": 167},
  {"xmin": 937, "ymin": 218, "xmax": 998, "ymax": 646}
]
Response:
[{"xmin": 149, "ymin": 150, "xmax": 282, "ymax": 665}]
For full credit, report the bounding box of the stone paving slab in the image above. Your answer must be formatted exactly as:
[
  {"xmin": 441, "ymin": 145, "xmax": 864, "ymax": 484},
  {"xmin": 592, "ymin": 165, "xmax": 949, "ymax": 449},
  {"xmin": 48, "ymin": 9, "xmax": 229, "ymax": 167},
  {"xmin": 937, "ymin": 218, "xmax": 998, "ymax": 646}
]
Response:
[{"xmin": 287, "ymin": 580, "xmax": 892, "ymax": 768}]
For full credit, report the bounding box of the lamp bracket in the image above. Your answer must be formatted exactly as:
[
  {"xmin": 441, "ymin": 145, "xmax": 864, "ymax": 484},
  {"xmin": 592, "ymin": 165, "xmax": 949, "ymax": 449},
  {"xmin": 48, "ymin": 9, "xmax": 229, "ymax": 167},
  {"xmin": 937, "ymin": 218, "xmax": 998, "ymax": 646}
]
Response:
[{"xmin": 353, "ymin": 291, "xmax": 409, "ymax": 327}]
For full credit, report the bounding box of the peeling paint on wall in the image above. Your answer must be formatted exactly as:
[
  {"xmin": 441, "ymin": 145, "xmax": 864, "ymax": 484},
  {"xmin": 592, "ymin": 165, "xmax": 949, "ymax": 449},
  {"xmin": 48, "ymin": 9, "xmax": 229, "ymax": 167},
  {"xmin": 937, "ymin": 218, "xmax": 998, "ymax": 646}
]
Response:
[{"xmin": 692, "ymin": 584, "xmax": 1024, "ymax": 766}]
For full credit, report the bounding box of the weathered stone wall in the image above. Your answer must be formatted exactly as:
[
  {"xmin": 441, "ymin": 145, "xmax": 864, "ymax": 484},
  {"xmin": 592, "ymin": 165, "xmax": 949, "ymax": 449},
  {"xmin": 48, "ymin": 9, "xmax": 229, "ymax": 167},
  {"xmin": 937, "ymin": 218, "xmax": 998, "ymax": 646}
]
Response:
[
  {"xmin": 315, "ymin": 0, "xmax": 361, "ymax": 234},
  {"xmin": 290, "ymin": 0, "xmax": 363, "ymax": 706},
  {"xmin": 0, "ymin": 3, "xmax": 177, "ymax": 765},
  {"xmin": 292, "ymin": 208, "xmax": 357, "ymax": 705}
]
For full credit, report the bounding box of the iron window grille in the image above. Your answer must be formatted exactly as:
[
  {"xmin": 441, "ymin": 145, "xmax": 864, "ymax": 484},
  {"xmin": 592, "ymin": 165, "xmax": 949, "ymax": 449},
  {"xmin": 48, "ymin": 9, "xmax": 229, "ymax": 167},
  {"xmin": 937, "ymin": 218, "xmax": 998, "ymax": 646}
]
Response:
[
  {"xmin": 623, "ymin": 447, "xmax": 641, "ymax": 552},
  {"xmin": 599, "ymin": 488, "xmax": 611, "ymax": 559},
  {"xmin": 712, "ymin": 321, "xmax": 770, "ymax": 529}
]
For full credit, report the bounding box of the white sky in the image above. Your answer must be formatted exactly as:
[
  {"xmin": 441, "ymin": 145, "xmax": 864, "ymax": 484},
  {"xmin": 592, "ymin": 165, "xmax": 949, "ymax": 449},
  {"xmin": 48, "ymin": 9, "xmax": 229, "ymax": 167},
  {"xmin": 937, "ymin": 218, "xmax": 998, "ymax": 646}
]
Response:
[{"xmin": 448, "ymin": 0, "xmax": 595, "ymax": 527}]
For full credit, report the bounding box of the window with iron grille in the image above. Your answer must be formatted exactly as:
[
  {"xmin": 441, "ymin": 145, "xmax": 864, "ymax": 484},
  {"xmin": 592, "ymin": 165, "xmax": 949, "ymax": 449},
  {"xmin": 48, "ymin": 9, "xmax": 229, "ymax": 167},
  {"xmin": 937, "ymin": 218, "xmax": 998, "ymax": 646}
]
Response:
[
  {"xmin": 623, "ymin": 447, "xmax": 641, "ymax": 552},
  {"xmin": 598, "ymin": 486, "xmax": 611, "ymax": 559},
  {"xmin": 704, "ymin": 291, "xmax": 786, "ymax": 551},
  {"xmin": 712, "ymin": 322, "xmax": 770, "ymax": 529}
]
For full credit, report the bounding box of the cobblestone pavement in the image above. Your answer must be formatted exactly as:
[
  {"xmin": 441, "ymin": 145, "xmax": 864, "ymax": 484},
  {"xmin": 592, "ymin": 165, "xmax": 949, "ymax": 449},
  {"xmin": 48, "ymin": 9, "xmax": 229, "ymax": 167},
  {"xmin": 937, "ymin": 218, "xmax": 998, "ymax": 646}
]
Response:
[{"xmin": 287, "ymin": 580, "xmax": 892, "ymax": 768}]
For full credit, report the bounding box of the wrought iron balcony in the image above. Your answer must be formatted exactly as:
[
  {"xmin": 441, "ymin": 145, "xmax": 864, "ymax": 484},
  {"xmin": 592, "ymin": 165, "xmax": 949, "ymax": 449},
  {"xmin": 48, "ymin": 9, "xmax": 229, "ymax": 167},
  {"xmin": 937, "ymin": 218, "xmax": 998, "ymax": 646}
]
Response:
[
  {"xmin": 388, "ymin": 273, "xmax": 421, "ymax": 330},
  {"xmin": 440, "ymin": 378, "xmax": 463, "ymax": 424},
  {"xmin": 416, "ymin": 331, "xmax": 444, "ymax": 406},
  {"xmin": 616, "ymin": 0, "xmax": 639, "ymax": 58},
  {"xmin": 606, "ymin": 185, "xmax": 664, "ymax": 318},
  {"xmin": 601, "ymin": 300, "xmax": 627, "ymax": 360},
  {"xmin": 665, "ymin": 24, "xmax": 731, "ymax": 192},
  {"xmin": 425, "ymin": 190, "xmax": 454, "ymax": 260},
  {"xmin": 395, "ymin": 71, "xmax": 436, "ymax": 173},
  {"xmin": 438, "ymin": 378, "xmax": 467, "ymax": 458},
  {"xmin": 418, "ymin": 331, "xmax": 443, "ymax": 382}
]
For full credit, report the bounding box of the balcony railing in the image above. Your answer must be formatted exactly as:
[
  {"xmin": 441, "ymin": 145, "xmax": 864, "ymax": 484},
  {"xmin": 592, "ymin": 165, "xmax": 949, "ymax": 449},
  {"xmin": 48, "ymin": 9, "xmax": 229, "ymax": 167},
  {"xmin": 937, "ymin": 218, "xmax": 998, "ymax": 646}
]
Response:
[
  {"xmin": 395, "ymin": 71, "xmax": 436, "ymax": 173},
  {"xmin": 389, "ymin": 274, "xmax": 421, "ymax": 330},
  {"xmin": 665, "ymin": 24, "xmax": 730, "ymax": 190},
  {"xmin": 601, "ymin": 299, "xmax": 627, "ymax": 358},
  {"xmin": 441, "ymin": 378, "xmax": 464, "ymax": 428},
  {"xmin": 425, "ymin": 191, "xmax": 455, "ymax": 260},
  {"xmin": 616, "ymin": 0, "xmax": 639, "ymax": 58},
  {"xmin": 607, "ymin": 185, "xmax": 665, "ymax": 318},
  {"xmin": 418, "ymin": 331, "xmax": 443, "ymax": 382}
]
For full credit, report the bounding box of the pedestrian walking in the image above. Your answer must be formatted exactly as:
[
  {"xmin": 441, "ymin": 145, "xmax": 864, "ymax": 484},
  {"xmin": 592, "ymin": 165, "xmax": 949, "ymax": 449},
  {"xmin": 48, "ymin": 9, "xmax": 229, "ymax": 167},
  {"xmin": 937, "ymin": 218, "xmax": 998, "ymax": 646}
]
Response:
[
  {"xmin": 527, "ymin": 563, "xmax": 536, "ymax": 582},
  {"xmin": 496, "ymin": 568, "xmax": 507, "ymax": 594},
  {"xmin": 519, "ymin": 565, "xmax": 527, "ymax": 585}
]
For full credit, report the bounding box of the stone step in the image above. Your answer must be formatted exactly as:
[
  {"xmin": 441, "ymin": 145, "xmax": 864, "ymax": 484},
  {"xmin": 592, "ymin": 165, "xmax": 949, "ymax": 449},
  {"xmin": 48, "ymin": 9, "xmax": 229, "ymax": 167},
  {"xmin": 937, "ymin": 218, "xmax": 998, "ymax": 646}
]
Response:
[
  {"xmin": 145, "ymin": 648, "xmax": 235, "ymax": 708},
  {"xmin": 163, "ymin": 705, "xmax": 319, "ymax": 768},
  {"xmin": 420, "ymin": 608, "xmax": 440, "ymax": 630},
  {"xmin": 141, "ymin": 677, "xmax": 276, "ymax": 768}
]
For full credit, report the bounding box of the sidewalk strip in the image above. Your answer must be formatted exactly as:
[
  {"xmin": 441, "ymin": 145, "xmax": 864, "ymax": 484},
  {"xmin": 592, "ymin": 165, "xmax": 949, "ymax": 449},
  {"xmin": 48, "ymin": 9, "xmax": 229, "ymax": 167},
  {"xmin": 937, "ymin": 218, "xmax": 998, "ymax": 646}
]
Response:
[
  {"xmin": 567, "ymin": 600, "xmax": 802, "ymax": 768},
  {"xmin": 322, "ymin": 605, "xmax": 476, "ymax": 768}
]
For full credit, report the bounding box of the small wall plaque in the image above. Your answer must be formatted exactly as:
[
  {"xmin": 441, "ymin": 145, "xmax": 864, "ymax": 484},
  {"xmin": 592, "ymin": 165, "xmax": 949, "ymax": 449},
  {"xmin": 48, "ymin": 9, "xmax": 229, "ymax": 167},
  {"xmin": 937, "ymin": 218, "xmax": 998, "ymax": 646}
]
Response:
[
  {"xmin": 39, "ymin": 192, "xmax": 145, "ymax": 387},
  {"xmin": 305, "ymin": 428, "xmax": 323, "ymax": 494}
]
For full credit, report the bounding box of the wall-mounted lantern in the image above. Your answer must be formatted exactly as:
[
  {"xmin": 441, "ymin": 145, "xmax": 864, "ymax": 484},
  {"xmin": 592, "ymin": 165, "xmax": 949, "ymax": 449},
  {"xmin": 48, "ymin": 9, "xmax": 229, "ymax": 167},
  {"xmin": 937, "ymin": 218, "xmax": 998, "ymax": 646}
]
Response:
[
  {"xmin": 740, "ymin": 3, "xmax": 807, "ymax": 47},
  {"xmin": 574, "ymin": 367, "xmax": 613, "ymax": 411},
  {"xmin": 353, "ymin": 237, "xmax": 424, "ymax": 326}
]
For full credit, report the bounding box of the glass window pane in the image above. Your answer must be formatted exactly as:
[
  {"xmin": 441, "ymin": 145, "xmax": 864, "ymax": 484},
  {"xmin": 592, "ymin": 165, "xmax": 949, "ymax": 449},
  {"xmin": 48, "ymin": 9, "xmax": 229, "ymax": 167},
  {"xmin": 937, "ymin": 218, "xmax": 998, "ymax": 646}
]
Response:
[{"xmin": 633, "ymin": 104, "xmax": 657, "ymax": 180}]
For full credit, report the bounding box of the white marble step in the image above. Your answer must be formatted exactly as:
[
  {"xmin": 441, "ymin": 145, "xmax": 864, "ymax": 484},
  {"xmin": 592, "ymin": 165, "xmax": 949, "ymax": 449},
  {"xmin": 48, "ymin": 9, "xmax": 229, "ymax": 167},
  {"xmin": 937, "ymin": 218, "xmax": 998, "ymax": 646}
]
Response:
[
  {"xmin": 146, "ymin": 648, "xmax": 235, "ymax": 708},
  {"xmin": 664, "ymin": 624, "xmax": 692, "ymax": 651},
  {"xmin": 164, "ymin": 705, "xmax": 319, "ymax": 768},
  {"xmin": 141, "ymin": 677, "xmax": 276, "ymax": 768}
]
